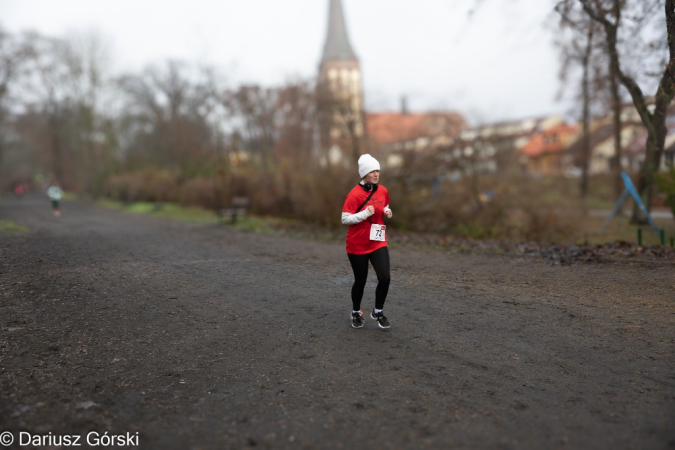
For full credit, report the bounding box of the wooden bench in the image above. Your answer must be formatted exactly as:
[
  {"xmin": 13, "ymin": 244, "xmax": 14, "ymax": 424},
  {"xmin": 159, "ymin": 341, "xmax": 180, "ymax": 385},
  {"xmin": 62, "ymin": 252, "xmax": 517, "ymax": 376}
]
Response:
[{"xmin": 221, "ymin": 196, "xmax": 250, "ymax": 224}]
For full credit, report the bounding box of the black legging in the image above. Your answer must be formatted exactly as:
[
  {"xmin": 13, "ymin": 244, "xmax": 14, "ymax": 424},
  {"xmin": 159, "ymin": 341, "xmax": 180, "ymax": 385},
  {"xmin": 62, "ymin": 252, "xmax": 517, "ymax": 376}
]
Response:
[{"xmin": 347, "ymin": 247, "xmax": 390, "ymax": 311}]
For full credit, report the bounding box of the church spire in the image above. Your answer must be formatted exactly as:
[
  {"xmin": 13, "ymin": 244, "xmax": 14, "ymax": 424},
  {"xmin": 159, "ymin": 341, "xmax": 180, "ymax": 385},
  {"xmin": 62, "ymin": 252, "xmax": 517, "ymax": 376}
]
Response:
[
  {"xmin": 321, "ymin": 0, "xmax": 357, "ymax": 62},
  {"xmin": 317, "ymin": 0, "xmax": 364, "ymax": 159}
]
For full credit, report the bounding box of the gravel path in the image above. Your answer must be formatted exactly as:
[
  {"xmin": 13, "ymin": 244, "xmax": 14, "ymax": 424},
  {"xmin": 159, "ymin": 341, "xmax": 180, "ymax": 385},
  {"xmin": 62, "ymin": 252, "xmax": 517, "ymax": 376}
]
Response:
[{"xmin": 1, "ymin": 194, "xmax": 673, "ymax": 449}]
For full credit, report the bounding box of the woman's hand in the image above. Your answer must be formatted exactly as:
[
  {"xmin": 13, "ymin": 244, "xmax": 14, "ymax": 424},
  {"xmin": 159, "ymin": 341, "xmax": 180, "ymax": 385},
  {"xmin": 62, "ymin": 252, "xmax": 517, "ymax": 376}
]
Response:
[
  {"xmin": 367, "ymin": 206, "xmax": 375, "ymax": 215},
  {"xmin": 385, "ymin": 209, "xmax": 392, "ymax": 219}
]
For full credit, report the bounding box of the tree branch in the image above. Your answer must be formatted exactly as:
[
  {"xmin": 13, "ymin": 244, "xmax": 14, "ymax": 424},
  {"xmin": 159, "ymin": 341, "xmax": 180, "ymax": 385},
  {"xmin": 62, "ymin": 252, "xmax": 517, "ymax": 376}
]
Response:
[
  {"xmin": 579, "ymin": 0, "xmax": 610, "ymax": 26},
  {"xmin": 580, "ymin": 0, "xmax": 651, "ymax": 127}
]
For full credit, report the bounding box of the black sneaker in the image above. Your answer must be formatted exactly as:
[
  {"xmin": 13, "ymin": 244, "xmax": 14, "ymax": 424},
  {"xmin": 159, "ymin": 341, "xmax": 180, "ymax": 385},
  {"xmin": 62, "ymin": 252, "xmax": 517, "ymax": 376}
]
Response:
[
  {"xmin": 351, "ymin": 311, "xmax": 364, "ymax": 328},
  {"xmin": 370, "ymin": 309, "xmax": 391, "ymax": 329}
]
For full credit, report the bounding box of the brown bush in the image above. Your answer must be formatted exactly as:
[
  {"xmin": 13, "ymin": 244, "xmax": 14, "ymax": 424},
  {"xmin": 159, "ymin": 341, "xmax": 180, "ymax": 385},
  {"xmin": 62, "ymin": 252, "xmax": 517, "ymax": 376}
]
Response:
[
  {"xmin": 100, "ymin": 163, "xmax": 581, "ymax": 244},
  {"xmin": 286, "ymin": 163, "xmax": 355, "ymax": 227},
  {"xmin": 144, "ymin": 169, "xmax": 180, "ymax": 202},
  {"xmin": 102, "ymin": 172, "xmax": 143, "ymax": 202},
  {"xmin": 519, "ymin": 207, "xmax": 577, "ymax": 243},
  {"xmin": 103, "ymin": 169, "xmax": 180, "ymax": 203},
  {"xmin": 180, "ymin": 177, "xmax": 224, "ymax": 210}
]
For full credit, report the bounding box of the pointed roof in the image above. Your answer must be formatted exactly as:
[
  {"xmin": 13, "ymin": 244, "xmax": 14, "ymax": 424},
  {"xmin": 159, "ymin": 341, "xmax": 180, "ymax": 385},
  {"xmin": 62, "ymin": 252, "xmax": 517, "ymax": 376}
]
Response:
[{"xmin": 321, "ymin": 0, "xmax": 357, "ymax": 62}]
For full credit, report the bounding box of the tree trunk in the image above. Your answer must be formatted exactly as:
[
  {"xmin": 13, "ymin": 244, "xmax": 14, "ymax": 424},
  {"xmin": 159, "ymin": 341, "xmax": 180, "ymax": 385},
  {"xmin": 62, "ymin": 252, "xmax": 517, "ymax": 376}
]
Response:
[
  {"xmin": 580, "ymin": 25, "xmax": 593, "ymax": 198},
  {"xmin": 610, "ymin": 71, "xmax": 623, "ymax": 198},
  {"xmin": 609, "ymin": 3, "xmax": 623, "ymax": 199},
  {"xmin": 49, "ymin": 110, "xmax": 63, "ymax": 183},
  {"xmin": 633, "ymin": 112, "xmax": 669, "ymax": 221},
  {"xmin": 348, "ymin": 118, "xmax": 360, "ymax": 160}
]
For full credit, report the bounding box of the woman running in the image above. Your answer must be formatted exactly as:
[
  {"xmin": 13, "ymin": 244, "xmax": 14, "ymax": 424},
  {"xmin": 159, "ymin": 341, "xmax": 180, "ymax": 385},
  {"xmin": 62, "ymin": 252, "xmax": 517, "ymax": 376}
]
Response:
[
  {"xmin": 341, "ymin": 154, "xmax": 393, "ymax": 329},
  {"xmin": 47, "ymin": 182, "xmax": 63, "ymax": 217}
]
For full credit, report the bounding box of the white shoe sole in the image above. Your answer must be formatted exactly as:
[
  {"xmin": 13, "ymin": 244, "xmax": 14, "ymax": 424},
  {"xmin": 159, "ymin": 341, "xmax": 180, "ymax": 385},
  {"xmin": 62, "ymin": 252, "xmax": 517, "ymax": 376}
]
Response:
[{"xmin": 370, "ymin": 312, "xmax": 390, "ymax": 329}]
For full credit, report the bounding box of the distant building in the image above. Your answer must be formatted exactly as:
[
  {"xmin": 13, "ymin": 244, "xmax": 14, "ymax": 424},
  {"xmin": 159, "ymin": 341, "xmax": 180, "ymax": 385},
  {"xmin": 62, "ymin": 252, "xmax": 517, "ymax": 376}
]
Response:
[
  {"xmin": 563, "ymin": 101, "xmax": 675, "ymax": 176},
  {"xmin": 365, "ymin": 109, "xmax": 466, "ymax": 170},
  {"xmin": 429, "ymin": 115, "xmax": 566, "ymax": 180},
  {"xmin": 362, "ymin": 112, "xmax": 571, "ymax": 180},
  {"xmin": 519, "ymin": 124, "xmax": 579, "ymax": 176}
]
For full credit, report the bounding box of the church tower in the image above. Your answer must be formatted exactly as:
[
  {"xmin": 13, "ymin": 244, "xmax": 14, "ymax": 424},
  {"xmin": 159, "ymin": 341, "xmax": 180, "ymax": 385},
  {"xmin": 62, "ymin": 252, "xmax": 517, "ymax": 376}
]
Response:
[{"xmin": 317, "ymin": 0, "xmax": 364, "ymax": 159}]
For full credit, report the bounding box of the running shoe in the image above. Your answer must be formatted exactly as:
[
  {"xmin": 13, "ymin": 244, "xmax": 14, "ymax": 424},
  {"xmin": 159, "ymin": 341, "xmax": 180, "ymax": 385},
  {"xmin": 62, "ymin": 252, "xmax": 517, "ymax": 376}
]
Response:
[
  {"xmin": 351, "ymin": 311, "xmax": 364, "ymax": 328},
  {"xmin": 370, "ymin": 309, "xmax": 390, "ymax": 329}
]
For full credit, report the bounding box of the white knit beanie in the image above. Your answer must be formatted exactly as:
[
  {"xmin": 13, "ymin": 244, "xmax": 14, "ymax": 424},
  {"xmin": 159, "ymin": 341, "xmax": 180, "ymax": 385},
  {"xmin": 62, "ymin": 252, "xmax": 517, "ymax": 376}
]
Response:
[{"xmin": 358, "ymin": 154, "xmax": 380, "ymax": 179}]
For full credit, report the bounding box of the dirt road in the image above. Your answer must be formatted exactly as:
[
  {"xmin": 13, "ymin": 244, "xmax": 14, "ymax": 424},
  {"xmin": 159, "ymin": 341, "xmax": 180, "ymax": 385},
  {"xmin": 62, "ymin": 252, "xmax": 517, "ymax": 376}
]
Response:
[{"xmin": 1, "ymin": 195, "xmax": 673, "ymax": 449}]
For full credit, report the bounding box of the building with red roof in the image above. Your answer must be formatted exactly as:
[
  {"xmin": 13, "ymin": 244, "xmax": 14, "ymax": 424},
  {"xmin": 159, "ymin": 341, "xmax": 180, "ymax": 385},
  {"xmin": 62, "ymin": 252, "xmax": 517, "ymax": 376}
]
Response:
[{"xmin": 519, "ymin": 124, "xmax": 579, "ymax": 175}]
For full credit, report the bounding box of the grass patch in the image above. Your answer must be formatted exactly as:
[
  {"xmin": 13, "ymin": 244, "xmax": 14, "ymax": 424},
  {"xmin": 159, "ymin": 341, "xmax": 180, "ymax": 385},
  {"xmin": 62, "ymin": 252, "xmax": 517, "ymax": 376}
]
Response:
[
  {"xmin": 97, "ymin": 199, "xmax": 126, "ymax": 210},
  {"xmin": 582, "ymin": 214, "xmax": 675, "ymax": 247},
  {"xmin": 98, "ymin": 200, "xmax": 220, "ymax": 224},
  {"xmin": 97, "ymin": 199, "xmax": 311, "ymax": 234},
  {"xmin": 229, "ymin": 216, "xmax": 278, "ymax": 233},
  {"xmin": 0, "ymin": 220, "xmax": 29, "ymax": 234}
]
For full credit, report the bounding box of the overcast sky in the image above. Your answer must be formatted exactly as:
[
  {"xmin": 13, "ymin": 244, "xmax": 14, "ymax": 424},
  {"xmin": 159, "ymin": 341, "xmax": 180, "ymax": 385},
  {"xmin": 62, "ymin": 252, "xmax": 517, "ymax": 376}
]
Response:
[{"xmin": 1, "ymin": 0, "xmax": 568, "ymax": 124}]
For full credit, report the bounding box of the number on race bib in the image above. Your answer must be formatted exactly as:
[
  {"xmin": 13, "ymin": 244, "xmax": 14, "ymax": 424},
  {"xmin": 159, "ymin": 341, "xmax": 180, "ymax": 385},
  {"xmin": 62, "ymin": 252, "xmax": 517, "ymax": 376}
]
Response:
[{"xmin": 370, "ymin": 224, "xmax": 386, "ymax": 241}]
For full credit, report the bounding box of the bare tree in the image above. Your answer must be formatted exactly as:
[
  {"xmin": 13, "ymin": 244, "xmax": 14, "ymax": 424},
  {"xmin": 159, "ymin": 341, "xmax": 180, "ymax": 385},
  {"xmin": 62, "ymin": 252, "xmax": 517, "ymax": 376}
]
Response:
[
  {"xmin": 18, "ymin": 33, "xmax": 69, "ymax": 183},
  {"xmin": 6, "ymin": 29, "xmax": 113, "ymax": 191},
  {"xmin": 0, "ymin": 27, "xmax": 32, "ymax": 181},
  {"xmin": 274, "ymin": 80, "xmax": 317, "ymax": 162},
  {"xmin": 441, "ymin": 133, "xmax": 497, "ymax": 206},
  {"xmin": 117, "ymin": 61, "xmax": 221, "ymax": 172},
  {"xmin": 59, "ymin": 30, "xmax": 112, "ymax": 192},
  {"xmin": 224, "ymin": 84, "xmax": 279, "ymax": 169},
  {"xmin": 579, "ymin": 0, "xmax": 673, "ymax": 223},
  {"xmin": 555, "ymin": 2, "xmax": 601, "ymax": 197}
]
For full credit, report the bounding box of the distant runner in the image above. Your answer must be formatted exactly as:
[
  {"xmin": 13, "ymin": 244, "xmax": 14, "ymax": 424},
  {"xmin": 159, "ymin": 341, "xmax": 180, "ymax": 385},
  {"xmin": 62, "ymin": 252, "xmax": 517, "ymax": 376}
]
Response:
[
  {"xmin": 341, "ymin": 154, "xmax": 393, "ymax": 329},
  {"xmin": 47, "ymin": 182, "xmax": 63, "ymax": 217}
]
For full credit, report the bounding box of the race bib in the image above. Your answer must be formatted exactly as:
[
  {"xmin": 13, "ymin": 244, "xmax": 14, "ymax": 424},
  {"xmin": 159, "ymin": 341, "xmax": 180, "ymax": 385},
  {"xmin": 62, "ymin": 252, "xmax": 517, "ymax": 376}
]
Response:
[{"xmin": 370, "ymin": 224, "xmax": 386, "ymax": 241}]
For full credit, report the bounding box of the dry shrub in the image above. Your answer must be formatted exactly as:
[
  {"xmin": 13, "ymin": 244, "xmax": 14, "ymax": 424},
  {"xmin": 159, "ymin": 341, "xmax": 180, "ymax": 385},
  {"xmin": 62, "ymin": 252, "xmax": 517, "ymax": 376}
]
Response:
[
  {"xmin": 656, "ymin": 165, "xmax": 675, "ymax": 216},
  {"xmin": 383, "ymin": 176, "xmax": 506, "ymax": 238},
  {"xmin": 452, "ymin": 205, "xmax": 507, "ymax": 240},
  {"xmin": 100, "ymin": 164, "xmax": 578, "ymax": 243},
  {"xmin": 284, "ymin": 162, "xmax": 354, "ymax": 227},
  {"xmin": 248, "ymin": 168, "xmax": 285, "ymax": 216},
  {"xmin": 172, "ymin": 160, "xmax": 356, "ymax": 225},
  {"xmin": 180, "ymin": 177, "xmax": 224, "ymax": 210},
  {"xmin": 144, "ymin": 170, "xmax": 180, "ymax": 202},
  {"xmin": 103, "ymin": 172, "xmax": 143, "ymax": 202},
  {"xmin": 228, "ymin": 167, "xmax": 253, "ymax": 198},
  {"xmin": 516, "ymin": 207, "xmax": 577, "ymax": 243},
  {"xmin": 379, "ymin": 174, "xmax": 581, "ymax": 242},
  {"xmin": 389, "ymin": 188, "xmax": 460, "ymax": 233},
  {"xmin": 103, "ymin": 169, "xmax": 180, "ymax": 203}
]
